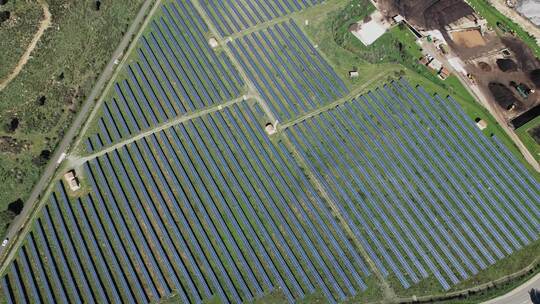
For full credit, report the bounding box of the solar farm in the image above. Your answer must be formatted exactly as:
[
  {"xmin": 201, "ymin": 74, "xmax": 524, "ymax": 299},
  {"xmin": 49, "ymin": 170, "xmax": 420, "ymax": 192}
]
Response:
[{"xmin": 1, "ymin": 0, "xmax": 539, "ymax": 303}]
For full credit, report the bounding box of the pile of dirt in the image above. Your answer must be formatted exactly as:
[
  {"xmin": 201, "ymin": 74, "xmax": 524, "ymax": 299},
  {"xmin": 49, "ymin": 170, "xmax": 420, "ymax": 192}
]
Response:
[
  {"xmin": 488, "ymin": 82, "xmax": 519, "ymax": 110},
  {"xmin": 381, "ymin": 0, "xmax": 474, "ymax": 29},
  {"xmin": 478, "ymin": 62, "xmax": 491, "ymax": 72},
  {"xmin": 496, "ymin": 58, "xmax": 518, "ymax": 72},
  {"xmin": 502, "ymin": 37, "xmax": 540, "ymax": 71},
  {"xmin": 530, "ymin": 69, "xmax": 540, "ymax": 87}
]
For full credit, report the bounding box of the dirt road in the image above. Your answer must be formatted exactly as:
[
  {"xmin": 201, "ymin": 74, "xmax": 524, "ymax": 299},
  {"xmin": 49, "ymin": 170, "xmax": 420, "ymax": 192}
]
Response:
[{"xmin": 0, "ymin": 0, "xmax": 51, "ymax": 91}]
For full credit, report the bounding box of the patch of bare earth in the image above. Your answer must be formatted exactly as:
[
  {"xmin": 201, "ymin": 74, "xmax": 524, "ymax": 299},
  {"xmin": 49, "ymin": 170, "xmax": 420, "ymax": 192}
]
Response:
[{"xmin": 0, "ymin": 0, "xmax": 51, "ymax": 91}]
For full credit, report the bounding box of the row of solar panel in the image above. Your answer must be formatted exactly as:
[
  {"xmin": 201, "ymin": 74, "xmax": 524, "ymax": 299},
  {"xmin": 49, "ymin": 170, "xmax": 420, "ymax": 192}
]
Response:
[
  {"xmin": 230, "ymin": 21, "xmax": 348, "ymax": 121},
  {"xmin": 285, "ymin": 80, "xmax": 539, "ymax": 290},
  {"xmin": 200, "ymin": 0, "xmax": 324, "ymax": 36},
  {"xmin": 87, "ymin": 0, "xmax": 244, "ymax": 151},
  {"xmin": 1, "ymin": 104, "xmax": 371, "ymax": 303}
]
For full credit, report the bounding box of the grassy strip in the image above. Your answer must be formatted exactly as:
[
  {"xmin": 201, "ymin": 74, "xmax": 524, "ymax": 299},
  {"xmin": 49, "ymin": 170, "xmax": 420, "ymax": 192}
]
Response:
[
  {"xmin": 0, "ymin": 1, "xmax": 43, "ymax": 78},
  {"xmin": 516, "ymin": 115, "xmax": 540, "ymax": 163}
]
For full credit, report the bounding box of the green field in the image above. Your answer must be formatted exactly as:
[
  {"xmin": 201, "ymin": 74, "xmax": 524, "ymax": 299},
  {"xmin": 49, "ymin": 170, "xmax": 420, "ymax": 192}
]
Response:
[
  {"xmin": 0, "ymin": 1, "xmax": 43, "ymax": 78},
  {"xmin": 0, "ymin": 0, "xmax": 145, "ymax": 236},
  {"xmin": 517, "ymin": 116, "xmax": 540, "ymax": 163}
]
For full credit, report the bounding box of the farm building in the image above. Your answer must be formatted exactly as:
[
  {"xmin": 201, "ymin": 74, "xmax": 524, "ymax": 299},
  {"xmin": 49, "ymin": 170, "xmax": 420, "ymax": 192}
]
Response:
[
  {"xmin": 63, "ymin": 170, "xmax": 80, "ymax": 191},
  {"xmin": 428, "ymin": 58, "xmax": 443, "ymax": 71},
  {"xmin": 208, "ymin": 37, "xmax": 219, "ymax": 48},
  {"xmin": 475, "ymin": 118, "xmax": 488, "ymax": 130}
]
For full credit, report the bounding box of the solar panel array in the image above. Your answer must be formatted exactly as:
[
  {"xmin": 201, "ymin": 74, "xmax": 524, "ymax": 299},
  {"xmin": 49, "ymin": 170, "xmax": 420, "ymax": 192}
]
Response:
[
  {"xmin": 200, "ymin": 0, "xmax": 325, "ymax": 36},
  {"xmin": 86, "ymin": 0, "xmax": 244, "ymax": 151},
  {"xmin": 230, "ymin": 21, "xmax": 349, "ymax": 122},
  {"xmin": 2, "ymin": 0, "xmax": 540, "ymax": 302},
  {"xmin": 285, "ymin": 79, "xmax": 540, "ymax": 290},
  {"xmin": 1, "ymin": 103, "xmax": 372, "ymax": 303}
]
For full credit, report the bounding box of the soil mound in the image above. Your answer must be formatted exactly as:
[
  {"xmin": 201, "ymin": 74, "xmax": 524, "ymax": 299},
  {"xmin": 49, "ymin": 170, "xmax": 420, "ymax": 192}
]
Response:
[
  {"xmin": 488, "ymin": 82, "xmax": 519, "ymax": 110},
  {"xmin": 386, "ymin": 0, "xmax": 474, "ymax": 29},
  {"xmin": 478, "ymin": 62, "xmax": 491, "ymax": 72},
  {"xmin": 530, "ymin": 69, "xmax": 540, "ymax": 87},
  {"xmin": 502, "ymin": 37, "xmax": 540, "ymax": 71},
  {"xmin": 496, "ymin": 58, "xmax": 518, "ymax": 72}
]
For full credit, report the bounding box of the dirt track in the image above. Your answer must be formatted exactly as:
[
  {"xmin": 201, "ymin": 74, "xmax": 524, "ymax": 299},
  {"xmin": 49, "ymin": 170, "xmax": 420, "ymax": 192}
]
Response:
[{"xmin": 0, "ymin": 0, "xmax": 51, "ymax": 92}]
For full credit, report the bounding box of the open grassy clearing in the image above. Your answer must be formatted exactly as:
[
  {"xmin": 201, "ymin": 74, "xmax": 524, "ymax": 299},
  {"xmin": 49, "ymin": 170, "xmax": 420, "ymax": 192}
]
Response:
[
  {"xmin": 0, "ymin": 0, "xmax": 145, "ymax": 237},
  {"xmin": 0, "ymin": 1, "xmax": 43, "ymax": 79}
]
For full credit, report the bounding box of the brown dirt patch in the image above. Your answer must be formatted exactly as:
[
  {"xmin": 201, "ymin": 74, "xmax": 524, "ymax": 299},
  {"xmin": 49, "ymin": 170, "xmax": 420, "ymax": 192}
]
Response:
[
  {"xmin": 450, "ymin": 29, "xmax": 486, "ymax": 48},
  {"xmin": 478, "ymin": 61, "xmax": 491, "ymax": 72},
  {"xmin": 0, "ymin": 136, "xmax": 29, "ymax": 153}
]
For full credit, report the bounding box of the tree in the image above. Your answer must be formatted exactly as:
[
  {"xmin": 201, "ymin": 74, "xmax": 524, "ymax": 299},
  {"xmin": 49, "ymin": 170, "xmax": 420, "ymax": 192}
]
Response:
[{"xmin": 530, "ymin": 288, "xmax": 540, "ymax": 304}]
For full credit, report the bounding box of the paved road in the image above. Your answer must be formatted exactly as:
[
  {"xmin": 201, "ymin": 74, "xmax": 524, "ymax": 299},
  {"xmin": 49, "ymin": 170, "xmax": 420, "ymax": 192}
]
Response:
[
  {"xmin": 0, "ymin": 0, "xmax": 157, "ymax": 271},
  {"xmin": 483, "ymin": 272, "xmax": 540, "ymax": 304}
]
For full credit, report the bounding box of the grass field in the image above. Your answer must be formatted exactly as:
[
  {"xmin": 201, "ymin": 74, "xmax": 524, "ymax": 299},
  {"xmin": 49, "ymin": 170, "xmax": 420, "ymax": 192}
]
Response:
[
  {"xmin": 0, "ymin": 1, "xmax": 43, "ymax": 79},
  {"xmin": 517, "ymin": 115, "xmax": 540, "ymax": 163},
  {"xmin": 0, "ymin": 0, "xmax": 145, "ymax": 237}
]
